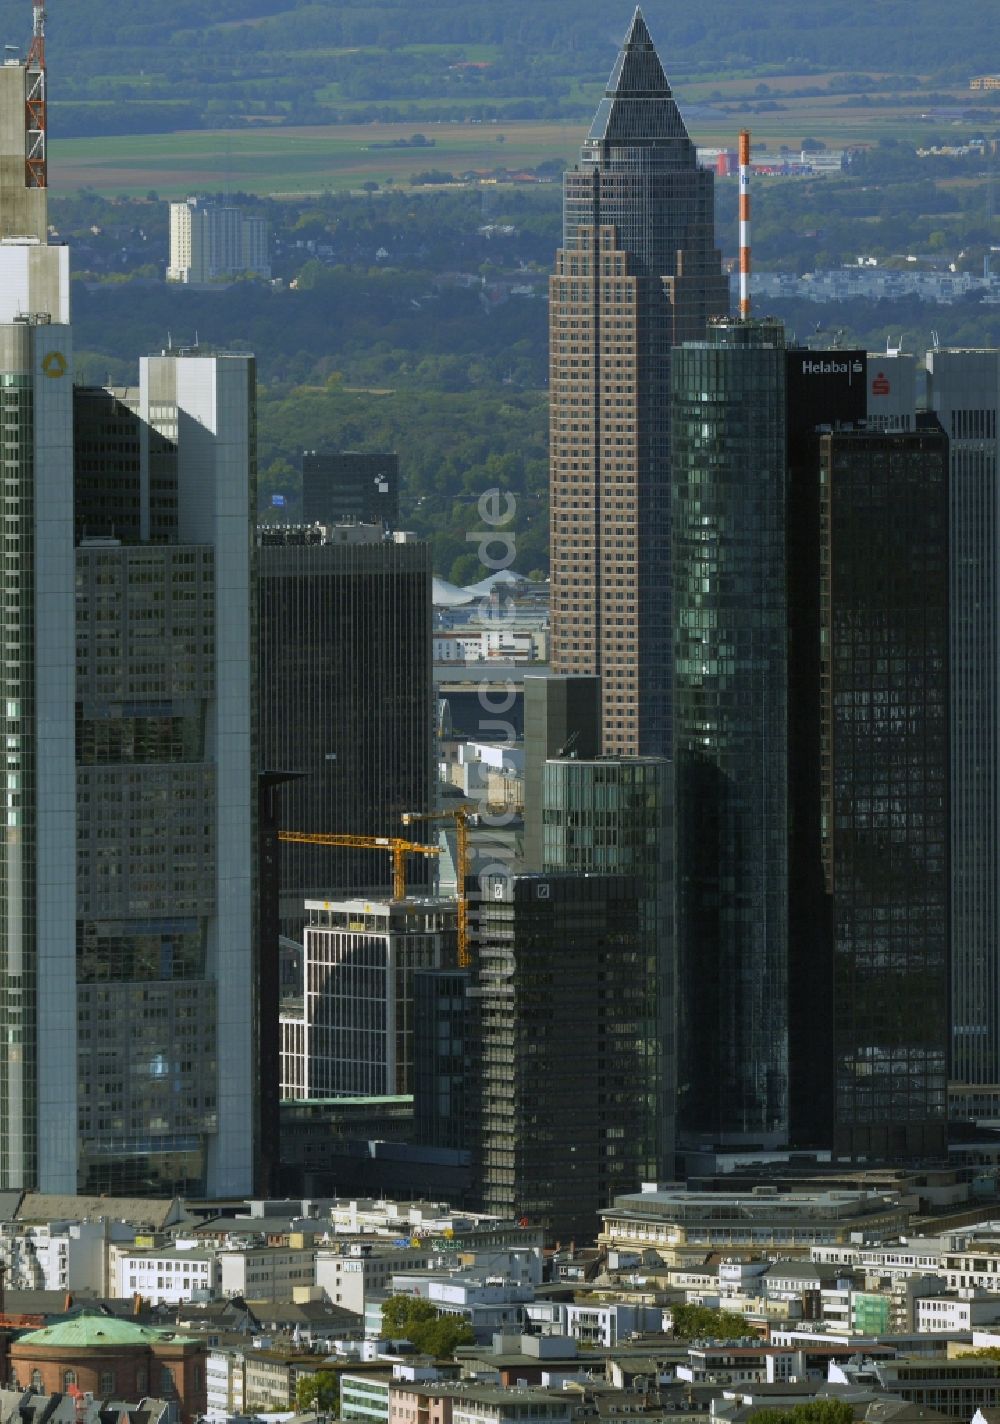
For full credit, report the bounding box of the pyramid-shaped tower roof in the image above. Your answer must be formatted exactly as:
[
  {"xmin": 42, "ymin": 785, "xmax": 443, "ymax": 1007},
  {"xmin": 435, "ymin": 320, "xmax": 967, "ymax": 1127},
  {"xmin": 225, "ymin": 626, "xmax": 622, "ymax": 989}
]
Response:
[{"xmin": 587, "ymin": 7, "xmax": 692, "ymax": 147}]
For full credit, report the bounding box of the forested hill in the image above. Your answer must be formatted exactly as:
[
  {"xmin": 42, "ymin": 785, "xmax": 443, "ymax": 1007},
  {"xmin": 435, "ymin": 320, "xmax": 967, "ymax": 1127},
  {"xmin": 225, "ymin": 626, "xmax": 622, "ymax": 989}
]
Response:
[{"xmin": 0, "ymin": 0, "xmax": 995, "ymax": 137}]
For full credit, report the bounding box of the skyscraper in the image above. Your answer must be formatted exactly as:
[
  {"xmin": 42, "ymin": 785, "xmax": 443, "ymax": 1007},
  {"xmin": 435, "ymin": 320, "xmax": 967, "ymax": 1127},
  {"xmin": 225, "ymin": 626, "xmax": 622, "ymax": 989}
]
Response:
[
  {"xmin": 475, "ymin": 871, "xmax": 652, "ymax": 1240},
  {"xmin": 671, "ymin": 318, "xmax": 789, "ymax": 1147},
  {"xmin": 76, "ymin": 350, "xmax": 258, "ymax": 1197},
  {"xmin": 549, "ymin": 8, "xmax": 728, "ymax": 756},
  {"xmin": 541, "ymin": 755, "xmax": 672, "ymax": 1172},
  {"xmin": 0, "ymin": 7, "xmax": 260, "ymax": 1195},
  {"xmin": 257, "ymin": 522, "xmax": 433, "ymax": 939},
  {"xmin": 280, "ymin": 897, "xmax": 457, "ymax": 1099},
  {"xmin": 820, "ymin": 424, "xmax": 950, "ymax": 1159},
  {"xmin": 925, "ymin": 350, "xmax": 1000, "ymax": 1090},
  {"xmin": 302, "ymin": 451, "xmax": 400, "ymax": 531},
  {"xmin": 0, "ymin": 8, "xmax": 76, "ymax": 1192}
]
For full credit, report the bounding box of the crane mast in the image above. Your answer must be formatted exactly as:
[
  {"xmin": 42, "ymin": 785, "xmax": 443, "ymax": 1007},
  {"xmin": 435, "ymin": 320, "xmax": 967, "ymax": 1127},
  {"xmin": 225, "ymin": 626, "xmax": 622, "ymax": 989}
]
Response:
[
  {"xmin": 401, "ymin": 807, "xmax": 473, "ymax": 967},
  {"xmin": 25, "ymin": 0, "xmax": 47, "ymax": 189}
]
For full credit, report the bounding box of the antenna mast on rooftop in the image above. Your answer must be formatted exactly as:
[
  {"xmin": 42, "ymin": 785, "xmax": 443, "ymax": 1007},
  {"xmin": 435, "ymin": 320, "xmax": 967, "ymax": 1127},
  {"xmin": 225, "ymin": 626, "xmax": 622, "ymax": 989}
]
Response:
[
  {"xmin": 738, "ymin": 129, "xmax": 751, "ymax": 319},
  {"xmin": 25, "ymin": 0, "xmax": 47, "ymax": 189}
]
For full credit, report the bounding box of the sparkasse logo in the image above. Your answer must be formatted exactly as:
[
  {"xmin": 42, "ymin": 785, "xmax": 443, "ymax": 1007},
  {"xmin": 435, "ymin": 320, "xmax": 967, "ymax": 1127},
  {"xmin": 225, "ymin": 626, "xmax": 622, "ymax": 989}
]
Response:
[{"xmin": 871, "ymin": 372, "xmax": 891, "ymax": 396}]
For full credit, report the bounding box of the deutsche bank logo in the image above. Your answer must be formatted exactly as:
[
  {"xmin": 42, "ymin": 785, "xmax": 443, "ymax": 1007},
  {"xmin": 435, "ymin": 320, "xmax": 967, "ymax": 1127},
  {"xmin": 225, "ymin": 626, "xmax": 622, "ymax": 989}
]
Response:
[{"xmin": 536, "ymin": 883, "xmax": 551, "ymax": 900}]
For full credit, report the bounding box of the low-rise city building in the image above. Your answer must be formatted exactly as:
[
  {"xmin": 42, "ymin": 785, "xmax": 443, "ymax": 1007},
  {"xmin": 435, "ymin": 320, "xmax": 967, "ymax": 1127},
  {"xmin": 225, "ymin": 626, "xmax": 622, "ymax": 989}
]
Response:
[{"xmin": 599, "ymin": 1185, "xmax": 911, "ymax": 1260}]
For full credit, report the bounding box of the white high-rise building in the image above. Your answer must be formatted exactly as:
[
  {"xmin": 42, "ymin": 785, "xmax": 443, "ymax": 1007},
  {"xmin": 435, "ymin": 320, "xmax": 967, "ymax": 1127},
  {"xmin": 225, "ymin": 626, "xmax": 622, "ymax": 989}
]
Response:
[
  {"xmin": 280, "ymin": 898, "xmax": 457, "ymax": 1099},
  {"xmin": 0, "ymin": 9, "xmax": 260, "ymax": 1195},
  {"xmin": 167, "ymin": 198, "xmax": 271, "ymax": 283},
  {"xmin": 75, "ymin": 349, "xmax": 258, "ymax": 1198}
]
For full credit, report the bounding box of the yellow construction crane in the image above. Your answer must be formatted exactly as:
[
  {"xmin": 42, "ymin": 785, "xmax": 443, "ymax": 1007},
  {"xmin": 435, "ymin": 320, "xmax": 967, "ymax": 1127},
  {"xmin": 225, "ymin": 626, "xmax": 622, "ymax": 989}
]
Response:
[
  {"xmin": 277, "ymin": 831, "xmax": 440, "ymax": 901},
  {"xmin": 400, "ymin": 807, "xmax": 473, "ymax": 968}
]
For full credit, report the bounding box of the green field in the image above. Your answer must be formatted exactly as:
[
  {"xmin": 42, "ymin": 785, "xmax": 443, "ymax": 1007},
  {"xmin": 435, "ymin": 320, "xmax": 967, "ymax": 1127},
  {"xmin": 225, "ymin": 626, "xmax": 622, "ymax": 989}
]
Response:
[
  {"xmin": 49, "ymin": 121, "xmax": 582, "ymax": 197},
  {"xmin": 48, "ymin": 78, "xmax": 986, "ymax": 199}
]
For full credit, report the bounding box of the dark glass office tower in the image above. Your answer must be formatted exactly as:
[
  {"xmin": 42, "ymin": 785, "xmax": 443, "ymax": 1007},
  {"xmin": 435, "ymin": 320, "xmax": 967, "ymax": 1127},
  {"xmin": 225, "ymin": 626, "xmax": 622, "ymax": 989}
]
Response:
[
  {"xmin": 257, "ymin": 524, "xmax": 433, "ymax": 939},
  {"xmin": 820, "ymin": 425, "xmax": 949, "ymax": 1160},
  {"xmin": 549, "ymin": 8, "xmax": 728, "ymax": 757},
  {"xmin": 302, "ymin": 451, "xmax": 399, "ymax": 530},
  {"xmin": 413, "ymin": 967, "xmax": 473, "ymax": 1153},
  {"xmin": 541, "ymin": 756, "xmax": 672, "ymax": 1174},
  {"xmin": 671, "ymin": 318, "xmax": 789, "ymax": 1146},
  {"xmin": 785, "ymin": 350, "xmax": 867, "ymax": 1147},
  {"xmin": 475, "ymin": 871, "xmax": 651, "ymax": 1241},
  {"xmin": 926, "ymin": 349, "xmax": 1000, "ymax": 1089}
]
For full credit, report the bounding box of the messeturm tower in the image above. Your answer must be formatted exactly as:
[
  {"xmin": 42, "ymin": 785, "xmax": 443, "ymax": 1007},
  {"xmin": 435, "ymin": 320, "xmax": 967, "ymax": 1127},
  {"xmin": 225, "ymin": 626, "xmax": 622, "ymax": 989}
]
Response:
[{"xmin": 549, "ymin": 8, "xmax": 728, "ymax": 756}]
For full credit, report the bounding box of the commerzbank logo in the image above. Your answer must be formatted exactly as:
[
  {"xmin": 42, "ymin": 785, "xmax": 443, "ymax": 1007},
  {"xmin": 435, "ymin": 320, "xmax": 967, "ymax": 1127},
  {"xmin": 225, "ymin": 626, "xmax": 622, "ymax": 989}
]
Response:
[
  {"xmin": 800, "ymin": 358, "xmax": 864, "ymax": 380},
  {"xmin": 41, "ymin": 351, "xmax": 67, "ymax": 379}
]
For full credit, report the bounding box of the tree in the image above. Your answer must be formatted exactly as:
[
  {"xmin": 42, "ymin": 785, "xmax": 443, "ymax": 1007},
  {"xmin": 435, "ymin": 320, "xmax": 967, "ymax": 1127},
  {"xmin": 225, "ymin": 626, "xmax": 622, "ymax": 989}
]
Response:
[
  {"xmin": 295, "ymin": 1372, "xmax": 340, "ymax": 1412},
  {"xmin": 670, "ymin": 1303, "xmax": 751, "ymax": 1341},
  {"xmin": 749, "ymin": 1401, "xmax": 855, "ymax": 1424},
  {"xmin": 380, "ymin": 1294, "xmax": 476, "ymax": 1357}
]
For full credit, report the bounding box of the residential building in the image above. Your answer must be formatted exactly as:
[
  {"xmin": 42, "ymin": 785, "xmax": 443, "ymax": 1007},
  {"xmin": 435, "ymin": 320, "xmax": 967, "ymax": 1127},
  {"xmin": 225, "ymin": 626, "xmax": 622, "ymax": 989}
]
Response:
[
  {"xmin": 316, "ymin": 1245, "xmax": 431, "ymax": 1315},
  {"xmin": 917, "ymin": 1297, "xmax": 1000, "ymax": 1332},
  {"xmin": 281, "ymin": 899, "xmax": 458, "ymax": 1099},
  {"xmin": 475, "ymin": 872, "xmax": 660, "ymax": 1240},
  {"xmin": 342, "ymin": 1371, "xmax": 394, "ymax": 1424},
  {"xmin": 819, "ymin": 425, "xmax": 950, "ymax": 1159},
  {"xmin": 671, "ymin": 317, "xmax": 789, "ymax": 1148},
  {"xmin": 206, "ymin": 1347, "xmax": 244, "ymax": 1419},
  {"xmin": 115, "ymin": 1246, "xmax": 221, "ymax": 1305},
  {"xmin": 243, "ymin": 1350, "xmax": 322, "ymax": 1412},
  {"xmin": 450, "ymin": 1386, "xmax": 573, "ymax": 1424},
  {"xmin": 389, "ymin": 1271, "xmax": 533, "ymax": 1338},
  {"xmin": 167, "ymin": 198, "xmax": 270, "ymax": 283},
  {"xmin": 258, "ymin": 523, "xmax": 433, "ymax": 938},
  {"xmin": 302, "ymin": 451, "xmax": 400, "ymax": 530},
  {"xmin": 218, "ymin": 1243, "xmax": 317, "ymax": 1301},
  {"xmin": 549, "ymin": 8, "xmax": 728, "ymax": 756},
  {"xmin": 925, "ymin": 349, "xmax": 1000, "ymax": 1090}
]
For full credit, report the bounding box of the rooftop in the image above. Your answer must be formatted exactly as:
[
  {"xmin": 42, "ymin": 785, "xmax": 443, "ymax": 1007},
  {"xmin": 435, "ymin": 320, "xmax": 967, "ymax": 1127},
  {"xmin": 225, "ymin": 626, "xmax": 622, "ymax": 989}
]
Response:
[{"xmin": 16, "ymin": 1313, "xmax": 196, "ymax": 1350}]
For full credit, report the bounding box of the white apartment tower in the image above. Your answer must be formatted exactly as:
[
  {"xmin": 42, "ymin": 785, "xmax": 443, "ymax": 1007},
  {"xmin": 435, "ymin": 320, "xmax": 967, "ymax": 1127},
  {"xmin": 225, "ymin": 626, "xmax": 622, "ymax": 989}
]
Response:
[{"xmin": 168, "ymin": 198, "xmax": 271, "ymax": 284}]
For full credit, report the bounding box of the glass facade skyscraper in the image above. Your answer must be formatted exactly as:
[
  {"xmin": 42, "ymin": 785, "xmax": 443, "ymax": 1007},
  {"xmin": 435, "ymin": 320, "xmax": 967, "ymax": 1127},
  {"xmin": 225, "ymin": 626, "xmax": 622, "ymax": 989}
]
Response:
[
  {"xmin": 257, "ymin": 523, "xmax": 433, "ymax": 940},
  {"xmin": 671, "ymin": 318, "xmax": 789, "ymax": 1146},
  {"xmin": 926, "ymin": 350, "xmax": 1000, "ymax": 1089},
  {"xmin": 549, "ymin": 8, "xmax": 728, "ymax": 757},
  {"xmin": 541, "ymin": 756, "xmax": 672, "ymax": 1172},
  {"xmin": 820, "ymin": 426, "xmax": 949, "ymax": 1159},
  {"xmin": 475, "ymin": 871, "xmax": 652, "ymax": 1240}
]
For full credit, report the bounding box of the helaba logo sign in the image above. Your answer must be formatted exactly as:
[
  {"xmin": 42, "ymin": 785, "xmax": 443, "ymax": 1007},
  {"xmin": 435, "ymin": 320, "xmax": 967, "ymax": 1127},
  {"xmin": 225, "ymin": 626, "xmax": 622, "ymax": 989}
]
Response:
[
  {"xmin": 800, "ymin": 358, "xmax": 864, "ymax": 381},
  {"xmin": 871, "ymin": 371, "xmax": 891, "ymax": 396}
]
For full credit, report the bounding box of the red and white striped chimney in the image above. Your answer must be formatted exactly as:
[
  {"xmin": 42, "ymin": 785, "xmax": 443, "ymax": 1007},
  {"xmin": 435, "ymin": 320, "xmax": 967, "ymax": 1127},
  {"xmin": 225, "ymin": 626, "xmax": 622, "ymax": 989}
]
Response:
[{"xmin": 738, "ymin": 129, "xmax": 751, "ymax": 318}]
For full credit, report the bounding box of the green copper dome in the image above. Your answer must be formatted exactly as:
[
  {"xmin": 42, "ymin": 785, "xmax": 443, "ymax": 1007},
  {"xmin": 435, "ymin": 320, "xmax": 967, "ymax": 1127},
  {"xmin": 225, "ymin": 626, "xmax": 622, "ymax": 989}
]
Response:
[{"xmin": 18, "ymin": 1313, "xmax": 194, "ymax": 1349}]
